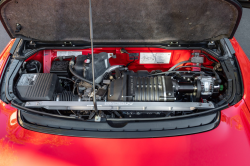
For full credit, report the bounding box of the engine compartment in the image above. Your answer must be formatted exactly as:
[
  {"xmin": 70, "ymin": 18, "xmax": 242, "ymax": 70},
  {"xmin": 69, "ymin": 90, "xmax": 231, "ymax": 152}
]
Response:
[{"xmin": 4, "ymin": 46, "xmax": 240, "ymax": 121}]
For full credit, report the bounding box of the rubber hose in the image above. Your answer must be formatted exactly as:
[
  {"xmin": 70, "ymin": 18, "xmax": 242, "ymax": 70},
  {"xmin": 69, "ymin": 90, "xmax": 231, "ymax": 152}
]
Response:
[
  {"xmin": 69, "ymin": 65, "xmax": 101, "ymax": 88},
  {"xmin": 201, "ymin": 48, "xmax": 220, "ymax": 60}
]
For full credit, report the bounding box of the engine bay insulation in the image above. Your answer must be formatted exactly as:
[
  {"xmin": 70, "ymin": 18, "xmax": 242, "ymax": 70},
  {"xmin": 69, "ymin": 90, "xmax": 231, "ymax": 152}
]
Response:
[{"xmin": 0, "ymin": 0, "xmax": 240, "ymax": 42}]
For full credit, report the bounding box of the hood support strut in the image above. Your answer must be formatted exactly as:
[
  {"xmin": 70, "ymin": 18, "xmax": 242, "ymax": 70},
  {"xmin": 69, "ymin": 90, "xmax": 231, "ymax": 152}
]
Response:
[{"xmin": 89, "ymin": 0, "xmax": 98, "ymax": 114}]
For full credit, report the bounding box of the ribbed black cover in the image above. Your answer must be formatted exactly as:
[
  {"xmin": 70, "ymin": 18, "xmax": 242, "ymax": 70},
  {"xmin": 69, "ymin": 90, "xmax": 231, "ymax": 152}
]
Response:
[{"xmin": 16, "ymin": 73, "xmax": 58, "ymax": 101}]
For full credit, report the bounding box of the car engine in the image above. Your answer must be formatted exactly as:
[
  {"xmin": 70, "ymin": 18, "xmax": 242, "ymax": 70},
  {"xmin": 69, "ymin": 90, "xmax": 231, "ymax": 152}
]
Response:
[{"xmin": 13, "ymin": 50, "xmax": 226, "ymax": 120}]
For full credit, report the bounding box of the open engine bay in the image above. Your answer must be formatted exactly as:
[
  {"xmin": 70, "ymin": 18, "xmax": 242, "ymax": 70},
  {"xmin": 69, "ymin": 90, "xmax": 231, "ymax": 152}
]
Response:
[{"xmin": 2, "ymin": 42, "xmax": 242, "ymax": 122}]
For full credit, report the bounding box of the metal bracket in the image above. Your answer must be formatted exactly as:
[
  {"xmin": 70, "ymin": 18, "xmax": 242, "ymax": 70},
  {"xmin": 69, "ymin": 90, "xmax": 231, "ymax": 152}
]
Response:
[
  {"xmin": 208, "ymin": 41, "xmax": 216, "ymax": 49},
  {"xmin": 64, "ymin": 42, "xmax": 72, "ymax": 46},
  {"xmin": 129, "ymin": 53, "xmax": 139, "ymax": 60},
  {"xmin": 25, "ymin": 101, "xmax": 215, "ymax": 111},
  {"xmin": 94, "ymin": 115, "xmax": 101, "ymax": 122}
]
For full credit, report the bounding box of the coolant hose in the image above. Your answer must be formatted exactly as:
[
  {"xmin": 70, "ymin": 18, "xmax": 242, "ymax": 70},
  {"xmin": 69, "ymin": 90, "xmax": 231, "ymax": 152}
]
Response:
[
  {"xmin": 95, "ymin": 65, "xmax": 127, "ymax": 84},
  {"xmin": 168, "ymin": 60, "xmax": 190, "ymax": 71},
  {"xmin": 69, "ymin": 65, "xmax": 101, "ymax": 88}
]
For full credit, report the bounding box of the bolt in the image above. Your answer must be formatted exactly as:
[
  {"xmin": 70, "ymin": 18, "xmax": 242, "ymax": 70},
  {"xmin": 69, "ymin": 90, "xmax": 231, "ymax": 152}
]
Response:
[
  {"xmin": 168, "ymin": 93, "xmax": 172, "ymax": 96},
  {"xmin": 168, "ymin": 45, "xmax": 170, "ymax": 47},
  {"xmin": 109, "ymin": 95, "xmax": 112, "ymax": 97}
]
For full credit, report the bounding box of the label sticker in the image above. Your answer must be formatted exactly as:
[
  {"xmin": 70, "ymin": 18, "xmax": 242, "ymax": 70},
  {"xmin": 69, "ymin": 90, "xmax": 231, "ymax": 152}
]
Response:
[
  {"xmin": 140, "ymin": 53, "xmax": 171, "ymax": 64},
  {"xmin": 57, "ymin": 51, "xmax": 82, "ymax": 57},
  {"xmin": 18, "ymin": 74, "xmax": 37, "ymax": 86}
]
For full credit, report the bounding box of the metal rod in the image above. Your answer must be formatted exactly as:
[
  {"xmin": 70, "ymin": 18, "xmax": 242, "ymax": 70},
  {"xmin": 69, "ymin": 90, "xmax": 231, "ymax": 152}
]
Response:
[
  {"xmin": 89, "ymin": 0, "xmax": 98, "ymax": 112},
  {"xmin": 25, "ymin": 101, "xmax": 215, "ymax": 111}
]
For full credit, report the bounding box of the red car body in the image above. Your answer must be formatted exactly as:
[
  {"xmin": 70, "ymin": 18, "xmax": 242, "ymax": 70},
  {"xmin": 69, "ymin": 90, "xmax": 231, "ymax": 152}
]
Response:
[{"xmin": 0, "ymin": 38, "xmax": 250, "ymax": 166}]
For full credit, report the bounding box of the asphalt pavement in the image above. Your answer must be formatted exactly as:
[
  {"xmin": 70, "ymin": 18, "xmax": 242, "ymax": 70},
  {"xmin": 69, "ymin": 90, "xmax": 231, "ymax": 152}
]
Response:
[{"xmin": 1, "ymin": 9, "xmax": 250, "ymax": 58}]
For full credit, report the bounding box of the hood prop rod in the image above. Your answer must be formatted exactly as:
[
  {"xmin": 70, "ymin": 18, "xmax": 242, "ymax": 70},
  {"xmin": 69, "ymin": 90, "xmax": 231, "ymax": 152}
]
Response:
[{"xmin": 89, "ymin": 0, "xmax": 98, "ymax": 115}]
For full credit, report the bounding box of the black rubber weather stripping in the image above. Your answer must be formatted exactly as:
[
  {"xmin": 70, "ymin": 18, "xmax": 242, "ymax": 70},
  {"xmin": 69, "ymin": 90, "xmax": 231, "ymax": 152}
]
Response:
[
  {"xmin": 216, "ymin": 59, "xmax": 236, "ymax": 106},
  {"xmin": 9, "ymin": 38, "xmax": 21, "ymax": 55},
  {"xmin": 234, "ymin": 56, "xmax": 243, "ymax": 95},
  {"xmin": 0, "ymin": 56, "xmax": 10, "ymax": 85},
  {"xmin": 18, "ymin": 110, "xmax": 220, "ymax": 138},
  {"xmin": 5, "ymin": 59, "xmax": 23, "ymax": 102}
]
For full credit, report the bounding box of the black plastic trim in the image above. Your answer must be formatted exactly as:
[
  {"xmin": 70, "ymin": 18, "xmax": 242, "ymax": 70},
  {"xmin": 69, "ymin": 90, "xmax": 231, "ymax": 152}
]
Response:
[
  {"xmin": 5, "ymin": 59, "xmax": 23, "ymax": 102},
  {"xmin": 0, "ymin": 56, "xmax": 10, "ymax": 85},
  {"xmin": 9, "ymin": 38, "xmax": 21, "ymax": 55},
  {"xmin": 223, "ymin": 38, "xmax": 236, "ymax": 55},
  {"xmin": 234, "ymin": 56, "xmax": 244, "ymax": 97},
  {"xmin": 18, "ymin": 110, "xmax": 220, "ymax": 138}
]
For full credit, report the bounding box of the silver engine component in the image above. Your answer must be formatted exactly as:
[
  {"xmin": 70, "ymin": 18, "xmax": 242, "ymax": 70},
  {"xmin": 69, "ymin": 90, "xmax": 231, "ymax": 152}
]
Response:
[
  {"xmin": 107, "ymin": 71, "xmax": 220, "ymax": 102},
  {"xmin": 95, "ymin": 65, "xmax": 125, "ymax": 84},
  {"xmin": 196, "ymin": 76, "xmax": 219, "ymax": 98},
  {"xmin": 198, "ymin": 76, "xmax": 214, "ymax": 96}
]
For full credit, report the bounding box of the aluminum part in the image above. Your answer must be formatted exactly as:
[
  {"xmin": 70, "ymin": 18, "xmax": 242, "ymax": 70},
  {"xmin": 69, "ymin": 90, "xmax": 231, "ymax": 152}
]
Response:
[
  {"xmin": 25, "ymin": 101, "xmax": 214, "ymax": 111},
  {"xmin": 162, "ymin": 76, "xmax": 167, "ymax": 101},
  {"xmin": 95, "ymin": 65, "xmax": 124, "ymax": 84}
]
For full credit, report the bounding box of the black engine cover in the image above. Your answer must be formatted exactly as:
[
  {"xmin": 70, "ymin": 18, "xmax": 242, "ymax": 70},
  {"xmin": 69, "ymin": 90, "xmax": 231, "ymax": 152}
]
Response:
[
  {"xmin": 108, "ymin": 71, "xmax": 175, "ymax": 102},
  {"xmin": 16, "ymin": 73, "xmax": 61, "ymax": 101},
  {"xmin": 74, "ymin": 52, "xmax": 110, "ymax": 80}
]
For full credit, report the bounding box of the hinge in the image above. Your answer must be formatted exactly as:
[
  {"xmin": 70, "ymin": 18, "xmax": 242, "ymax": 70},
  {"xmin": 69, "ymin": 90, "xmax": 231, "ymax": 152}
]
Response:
[
  {"xmin": 208, "ymin": 41, "xmax": 216, "ymax": 49},
  {"xmin": 167, "ymin": 41, "xmax": 180, "ymax": 47},
  {"xmin": 28, "ymin": 41, "xmax": 36, "ymax": 48},
  {"xmin": 63, "ymin": 42, "xmax": 73, "ymax": 46}
]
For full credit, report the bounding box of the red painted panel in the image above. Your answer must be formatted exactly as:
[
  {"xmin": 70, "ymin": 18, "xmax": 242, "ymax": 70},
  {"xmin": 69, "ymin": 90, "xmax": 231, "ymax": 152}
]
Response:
[
  {"xmin": 43, "ymin": 50, "xmax": 52, "ymax": 73},
  {"xmin": 27, "ymin": 47, "xmax": 215, "ymax": 73}
]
